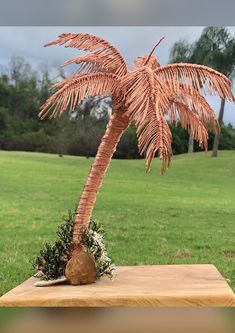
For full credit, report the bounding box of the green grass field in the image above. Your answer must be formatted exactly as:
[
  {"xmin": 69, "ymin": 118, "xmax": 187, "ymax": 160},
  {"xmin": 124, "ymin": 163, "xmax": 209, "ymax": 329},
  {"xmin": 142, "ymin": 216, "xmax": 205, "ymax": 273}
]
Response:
[{"xmin": 0, "ymin": 150, "xmax": 234, "ymax": 295}]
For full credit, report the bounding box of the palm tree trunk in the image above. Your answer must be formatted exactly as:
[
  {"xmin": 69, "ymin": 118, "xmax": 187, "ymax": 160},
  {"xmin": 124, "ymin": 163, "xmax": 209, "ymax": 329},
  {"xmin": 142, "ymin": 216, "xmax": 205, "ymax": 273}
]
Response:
[
  {"xmin": 188, "ymin": 133, "xmax": 194, "ymax": 153},
  {"xmin": 73, "ymin": 102, "xmax": 130, "ymax": 245},
  {"xmin": 211, "ymin": 98, "xmax": 225, "ymax": 158}
]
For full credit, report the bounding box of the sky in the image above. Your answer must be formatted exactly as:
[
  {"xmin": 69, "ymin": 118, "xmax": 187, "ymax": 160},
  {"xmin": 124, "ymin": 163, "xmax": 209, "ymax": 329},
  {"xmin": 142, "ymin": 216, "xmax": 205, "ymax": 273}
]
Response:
[{"xmin": 0, "ymin": 26, "xmax": 235, "ymax": 124}]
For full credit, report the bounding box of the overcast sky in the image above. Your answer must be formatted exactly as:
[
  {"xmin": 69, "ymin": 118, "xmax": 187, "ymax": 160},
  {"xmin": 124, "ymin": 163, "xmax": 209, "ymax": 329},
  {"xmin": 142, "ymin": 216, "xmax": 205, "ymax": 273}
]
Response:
[{"xmin": 0, "ymin": 26, "xmax": 235, "ymax": 124}]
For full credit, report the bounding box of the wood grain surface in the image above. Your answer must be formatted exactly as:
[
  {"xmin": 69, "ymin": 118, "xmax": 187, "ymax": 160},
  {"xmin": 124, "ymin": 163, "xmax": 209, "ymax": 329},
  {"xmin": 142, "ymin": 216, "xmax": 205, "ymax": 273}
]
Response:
[{"xmin": 0, "ymin": 264, "xmax": 234, "ymax": 307}]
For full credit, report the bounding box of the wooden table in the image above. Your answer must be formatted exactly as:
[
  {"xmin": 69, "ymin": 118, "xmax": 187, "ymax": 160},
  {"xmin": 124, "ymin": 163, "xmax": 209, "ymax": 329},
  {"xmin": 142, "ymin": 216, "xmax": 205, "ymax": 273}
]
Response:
[{"xmin": 0, "ymin": 264, "xmax": 234, "ymax": 307}]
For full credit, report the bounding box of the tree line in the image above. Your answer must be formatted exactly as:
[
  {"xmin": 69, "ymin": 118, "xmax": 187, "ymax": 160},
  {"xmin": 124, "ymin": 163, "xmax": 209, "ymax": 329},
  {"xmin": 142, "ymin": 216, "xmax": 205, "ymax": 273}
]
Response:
[
  {"xmin": 170, "ymin": 26, "xmax": 235, "ymax": 156},
  {"xmin": 0, "ymin": 28, "xmax": 235, "ymax": 160}
]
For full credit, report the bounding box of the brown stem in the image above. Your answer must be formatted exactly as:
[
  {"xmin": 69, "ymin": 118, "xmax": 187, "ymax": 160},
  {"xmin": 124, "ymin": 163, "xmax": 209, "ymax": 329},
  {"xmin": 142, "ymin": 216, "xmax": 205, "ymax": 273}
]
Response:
[
  {"xmin": 73, "ymin": 102, "xmax": 130, "ymax": 246},
  {"xmin": 188, "ymin": 133, "xmax": 194, "ymax": 153},
  {"xmin": 144, "ymin": 37, "xmax": 165, "ymax": 66},
  {"xmin": 211, "ymin": 98, "xmax": 225, "ymax": 158}
]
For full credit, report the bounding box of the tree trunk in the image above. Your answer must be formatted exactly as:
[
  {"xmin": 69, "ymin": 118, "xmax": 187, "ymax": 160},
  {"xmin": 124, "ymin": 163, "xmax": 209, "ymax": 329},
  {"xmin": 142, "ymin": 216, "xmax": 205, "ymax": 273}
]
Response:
[
  {"xmin": 73, "ymin": 102, "xmax": 130, "ymax": 245},
  {"xmin": 211, "ymin": 98, "xmax": 225, "ymax": 158},
  {"xmin": 188, "ymin": 133, "xmax": 194, "ymax": 153}
]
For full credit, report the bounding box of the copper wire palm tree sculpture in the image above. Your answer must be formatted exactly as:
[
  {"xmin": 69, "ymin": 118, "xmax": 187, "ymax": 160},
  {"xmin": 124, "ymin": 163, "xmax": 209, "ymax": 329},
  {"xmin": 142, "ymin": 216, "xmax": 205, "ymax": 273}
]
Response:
[{"xmin": 39, "ymin": 32, "xmax": 234, "ymax": 253}]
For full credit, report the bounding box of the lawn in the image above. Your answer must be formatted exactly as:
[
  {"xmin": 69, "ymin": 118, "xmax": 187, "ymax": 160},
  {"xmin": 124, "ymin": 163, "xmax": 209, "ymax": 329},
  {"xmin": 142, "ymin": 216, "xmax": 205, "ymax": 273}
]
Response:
[{"xmin": 0, "ymin": 150, "xmax": 234, "ymax": 295}]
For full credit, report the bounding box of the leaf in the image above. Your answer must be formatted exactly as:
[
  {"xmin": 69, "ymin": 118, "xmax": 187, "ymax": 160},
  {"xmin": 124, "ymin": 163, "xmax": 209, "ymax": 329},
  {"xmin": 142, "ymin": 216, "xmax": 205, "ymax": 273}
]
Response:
[
  {"xmin": 45, "ymin": 33, "xmax": 128, "ymax": 77},
  {"xmin": 171, "ymin": 101, "xmax": 209, "ymax": 149},
  {"xmin": 39, "ymin": 73, "xmax": 118, "ymax": 119},
  {"xmin": 155, "ymin": 63, "xmax": 235, "ymax": 101},
  {"xmin": 62, "ymin": 53, "xmax": 122, "ymax": 75},
  {"xmin": 123, "ymin": 67, "xmax": 173, "ymax": 173},
  {"xmin": 168, "ymin": 82, "xmax": 220, "ymax": 134}
]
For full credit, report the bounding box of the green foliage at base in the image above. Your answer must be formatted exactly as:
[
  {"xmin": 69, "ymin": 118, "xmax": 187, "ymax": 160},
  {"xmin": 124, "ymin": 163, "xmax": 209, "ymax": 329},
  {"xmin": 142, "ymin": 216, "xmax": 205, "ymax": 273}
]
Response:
[
  {"xmin": 80, "ymin": 220, "xmax": 116, "ymax": 279},
  {"xmin": 34, "ymin": 212, "xmax": 115, "ymax": 281},
  {"xmin": 34, "ymin": 211, "xmax": 74, "ymax": 280}
]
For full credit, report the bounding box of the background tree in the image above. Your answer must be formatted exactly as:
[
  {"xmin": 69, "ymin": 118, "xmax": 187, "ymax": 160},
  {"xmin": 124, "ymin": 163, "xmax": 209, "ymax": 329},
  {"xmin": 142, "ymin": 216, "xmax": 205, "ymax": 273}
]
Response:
[
  {"xmin": 193, "ymin": 27, "xmax": 235, "ymax": 157},
  {"xmin": 0, "ymin": 75, "xmax": 10, "ymax": 109},
  {"xmin": 170, "ymin": 39, "xmax": 197, "ymax": 153},
  {"xmin": 7, "ymin": 56, "xmax": 39, "ymax": 119},
  {"xmin": 1, "ymin": 52, "xmax": 235, "ymax": 159},
  {"xmin": 38, "ymin": 64, "xmax": 53, "ymax": 104}
]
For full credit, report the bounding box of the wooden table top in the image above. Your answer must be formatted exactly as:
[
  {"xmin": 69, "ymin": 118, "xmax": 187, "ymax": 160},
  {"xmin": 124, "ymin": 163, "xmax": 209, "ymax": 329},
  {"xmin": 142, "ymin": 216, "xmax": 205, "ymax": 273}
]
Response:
[{"xmin": 0, "ymin": 264, "xmax": 234, "ymax": 307}]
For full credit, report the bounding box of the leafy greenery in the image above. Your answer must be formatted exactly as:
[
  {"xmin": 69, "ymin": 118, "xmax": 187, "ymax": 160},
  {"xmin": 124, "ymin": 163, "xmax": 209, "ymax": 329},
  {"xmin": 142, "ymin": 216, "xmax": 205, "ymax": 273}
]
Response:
[
  {"xmin": 0, "ymin": 150, "xmax": 234, "ymax": 295},
  {"xmin": 34, "ymin": 212, "xmax": 115, "ymax": 281},
  {"xmin": 193, "ymin": 27, "xmax": 235, "ymax": 77},
  {"xmin": 80, "ymin": 220, "xmax": 116, "ymax": 279},
  {"xmin": 34, "ymin": 211, "xmax": 75, "ymax": 280}
]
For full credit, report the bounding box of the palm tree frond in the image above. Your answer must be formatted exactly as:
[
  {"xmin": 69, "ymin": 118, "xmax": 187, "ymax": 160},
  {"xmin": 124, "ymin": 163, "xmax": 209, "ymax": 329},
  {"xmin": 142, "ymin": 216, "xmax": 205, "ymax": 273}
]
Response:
[
  {"xmin": 62, "ymin": 53, "xmax": 120, "ymax": 74},
  {"xmin": 49, "ymin": 73, "xmax": 82, "ymax": 91},
  {"xmin": 155, "ymin": 63, "xmax": 235, "ymax": 101},
  {"xmin": 172, "ymin": 101, "xmax": 208, "ymax": 150},
  {"xmin": 123, "ymin": 68, "xmax": 173, "ymax": 173},
  {"xmin": 39, "ymin": 73, "xmax": 118, "ymax": 119},
  {"xmin": 171, "ymin": 83, "xmax": 220, "ymax": 134},
  {"xmin": 45, "ymin": 33, "xmax": 128, "ymax": 76},
  {"xmin": 138, "ymin": 114, "xmax": 172, "ymax": 174}
]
